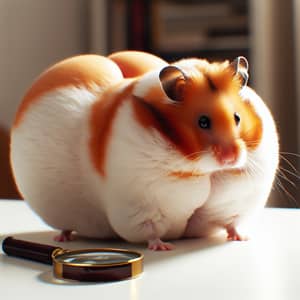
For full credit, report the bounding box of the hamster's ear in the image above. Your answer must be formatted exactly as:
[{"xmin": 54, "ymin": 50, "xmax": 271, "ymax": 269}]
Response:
[
  {"xmin": 230, "ymin": 56, "xmax": 249, "ymax": 88},
  {"xmin": 159, "ymin": 65, "xmax": 187, "ymax": 102}
]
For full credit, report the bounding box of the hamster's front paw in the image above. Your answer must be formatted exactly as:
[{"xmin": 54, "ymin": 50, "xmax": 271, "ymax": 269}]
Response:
[
  {"xmin": 225, "ymin": 225, "xmax": 248, "ymax": 241},
  {"xmin": 54, "ymin": 230, "xmax": 74, "ymax": 242}
]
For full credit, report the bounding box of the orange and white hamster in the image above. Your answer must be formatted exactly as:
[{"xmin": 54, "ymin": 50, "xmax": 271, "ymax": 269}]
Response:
[{"xmin": 10, "ymin": 51, "xmax": 279, "ymax": 250}]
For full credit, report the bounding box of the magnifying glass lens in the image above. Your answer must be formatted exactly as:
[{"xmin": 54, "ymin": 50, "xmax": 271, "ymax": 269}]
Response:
[
  {"xmin": 56, "ymin": 251, "xmax": 140, "ymax": 265},
  {"xmin": 53, "ymin": 248, "xmax": 143, "ymax": 282}
]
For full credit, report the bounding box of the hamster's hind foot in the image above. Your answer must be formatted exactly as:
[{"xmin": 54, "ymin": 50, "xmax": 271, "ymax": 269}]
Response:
[
  {"xmin": 148, "ymin": 238, "xmax": 175, "ymax": 251},
  {"xmin": 225, "ymin": 225, "xmax": 248, "ymax": 241},
  {"xmin": 54, "ymin": 230, "xmax": 74, "ymax": 242}
]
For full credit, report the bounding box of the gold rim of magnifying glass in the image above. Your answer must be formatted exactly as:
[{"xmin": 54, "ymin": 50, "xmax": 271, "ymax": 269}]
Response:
[{"xmin": 52, "ymin": 248, "xmax": 144, "ymax": 282}]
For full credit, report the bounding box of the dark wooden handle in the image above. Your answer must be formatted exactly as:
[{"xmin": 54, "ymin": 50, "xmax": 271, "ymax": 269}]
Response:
[{"xmin": 2, "ymin": 236, "xmax": 62, "ymax": 265}]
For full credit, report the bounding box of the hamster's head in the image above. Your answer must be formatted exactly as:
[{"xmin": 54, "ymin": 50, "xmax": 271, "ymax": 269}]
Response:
[{"xmin": 132, "ymin": 57, "xmax": 263, "ymax": 175}]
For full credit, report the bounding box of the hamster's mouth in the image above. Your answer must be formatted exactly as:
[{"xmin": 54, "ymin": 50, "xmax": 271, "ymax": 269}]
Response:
[
  {"xmin": 189, "ymin": 147, "xmax": 247, "ymax": 175},
  {"xmin": 166, "ymin": 143, "xmax": 247, "ymax": 179}
]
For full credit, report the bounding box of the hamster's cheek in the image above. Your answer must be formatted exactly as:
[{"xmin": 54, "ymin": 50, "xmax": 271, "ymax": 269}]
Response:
[{"xmin": 197, "ymin": 152, "xmax": 221, "ymax": 173}]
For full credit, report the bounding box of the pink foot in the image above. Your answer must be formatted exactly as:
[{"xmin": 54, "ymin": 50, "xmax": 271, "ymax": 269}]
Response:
[
  {"xmin": 54, "ymin": 230, "xmax": 74, "ymax": 242},
  {"xmin": 148, "ymin": 238, "xmax": 175, "ymax": 251},
  {"xmin": 226, "ymin": 226, "xmax": 248, "ymax": 241}
]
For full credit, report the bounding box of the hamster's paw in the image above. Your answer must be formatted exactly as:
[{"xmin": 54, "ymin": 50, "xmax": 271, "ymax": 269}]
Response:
[
  {"xmin": 54, "ymin": 230, "xmax": 74, "ymax": 242},
  {"xmin": 141, "ymin": 219, "xmax": 174, "ymax": 250},
  {"xmin": 225, "ymin": 225, "xmax": 248, "ymax": 241},
  {"xmin": 148, "ymin": 238, "xmax": 175, "ymax": 251}
]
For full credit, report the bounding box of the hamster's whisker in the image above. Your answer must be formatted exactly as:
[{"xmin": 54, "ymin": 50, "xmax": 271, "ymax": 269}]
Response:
[
  {"xmin": 163, "ymin": 150, "xmax": 208, "ymax": 172},
  {"xmin": 280, "ymin": 151, "xmax": 300, "ymax": 158},
  {"xmin": 247, "ymin": 155, "xmax": 263, "ymax": 176},
  {"xmin": 277, "ymin": 169, "xmax": 296, "ymax": 188},
  {"xmin": 274, "ymin": 177, "xmax": 299, "ymax": 207},
  {"xmin": 279, "ymin": 154, "xmax": 300, "ymax": 175},
  {"xmin": 279, "ymin": 166, "xmax": 300, "ymax": 180},
  {"xmin": 182, "ymin": 150, "xmax": 209, "ymax": 161}
]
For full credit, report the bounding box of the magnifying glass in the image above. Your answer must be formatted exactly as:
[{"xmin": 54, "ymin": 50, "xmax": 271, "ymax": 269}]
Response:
[{"xmin": 2, "ymin": 236, "xmax": 143, "ymax": 282}]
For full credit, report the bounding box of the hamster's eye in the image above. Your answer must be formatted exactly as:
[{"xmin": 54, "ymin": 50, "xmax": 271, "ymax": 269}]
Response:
[
  {"xmin": 234, "ymin": 112, "xmax": 241, "ymax": 126},
  {"xmin": 198, "ymin": 115, "xmax": 211, "ymax": 130}
]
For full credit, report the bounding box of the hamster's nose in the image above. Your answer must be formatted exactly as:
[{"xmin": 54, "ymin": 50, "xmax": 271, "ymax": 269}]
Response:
[{"xmin": 212, "ymin": 143, "xmax": 240, "ymax": 166}]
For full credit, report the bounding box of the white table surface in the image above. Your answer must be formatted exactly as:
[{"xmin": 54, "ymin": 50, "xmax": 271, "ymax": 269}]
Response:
[{"xmin": 1, "ymin": 200, "xmax": 300, "ymax": 300}]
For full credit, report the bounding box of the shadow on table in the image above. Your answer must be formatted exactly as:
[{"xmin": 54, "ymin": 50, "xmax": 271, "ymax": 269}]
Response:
[{"xmin": 0, "ymin": 230, "xmax": 227, "ymax": 285}]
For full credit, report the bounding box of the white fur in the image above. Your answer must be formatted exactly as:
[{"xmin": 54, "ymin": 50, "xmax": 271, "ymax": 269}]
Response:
[
  {"xmin": 133, "ymin": 70, "xmax": 160, "ymax": 98},
  {"xmin": 11, "ymin": 87, "xmax": 115, "ymax": 238},
  {"xmin": 133, "ymin": 68, "xmax": 171, "ymax": 105},
  {"xmin": 11, "ymin": 66, "xmax": 278, "ymax": 245},
  {"xmin": 96, "ymin": 100, "xmax": 210, "ymax": 242}
]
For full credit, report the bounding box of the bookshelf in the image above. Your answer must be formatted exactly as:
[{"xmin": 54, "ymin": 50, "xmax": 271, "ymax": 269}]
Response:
[{"xmin": 107, "ymin": 0, "xmax": 249, "ymax": 62}]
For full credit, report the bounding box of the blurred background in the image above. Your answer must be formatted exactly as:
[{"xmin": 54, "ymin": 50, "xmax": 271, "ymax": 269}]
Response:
[{"xmin": 0, "ymin": 0, "xmax": 299, "ymax": 206}]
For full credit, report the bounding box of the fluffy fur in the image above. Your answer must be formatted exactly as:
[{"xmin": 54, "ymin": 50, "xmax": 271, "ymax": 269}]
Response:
[{"xmin": 10, "ymin": 51, "xmax": 279, "ymax": 250}]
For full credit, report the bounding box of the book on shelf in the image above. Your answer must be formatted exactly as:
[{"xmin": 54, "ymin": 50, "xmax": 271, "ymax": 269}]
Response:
[{"xmin": 107, "ymin": 0, "xmax": 249, "ymax": 62}]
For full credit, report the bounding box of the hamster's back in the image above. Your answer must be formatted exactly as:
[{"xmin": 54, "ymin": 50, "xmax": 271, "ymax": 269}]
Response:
[{"xmin": 10, "ymin": 55, "xmax": 124, "ymax": 235}]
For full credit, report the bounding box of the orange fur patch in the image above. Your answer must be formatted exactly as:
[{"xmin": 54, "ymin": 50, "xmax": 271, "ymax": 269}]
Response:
[
  {"xmin": 168, "ymin": 171, "xmax": 204, "ymax": 179},
  {"xmin": 89, "ymin": 81, "xmax": 135, "ymax": 177},
  {"xmin": 109, "ymin": 51, "xmax": 167, "ymax": 78},
  {"xmin": 13, "ymin": 55, "xmax": 123, "ymax": 128}
]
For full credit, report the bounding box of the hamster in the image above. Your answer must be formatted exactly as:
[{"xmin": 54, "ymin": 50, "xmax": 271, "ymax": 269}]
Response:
[{"xmin": 10, "ymin": 51, "xmax": 279, "ymax": 250}]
